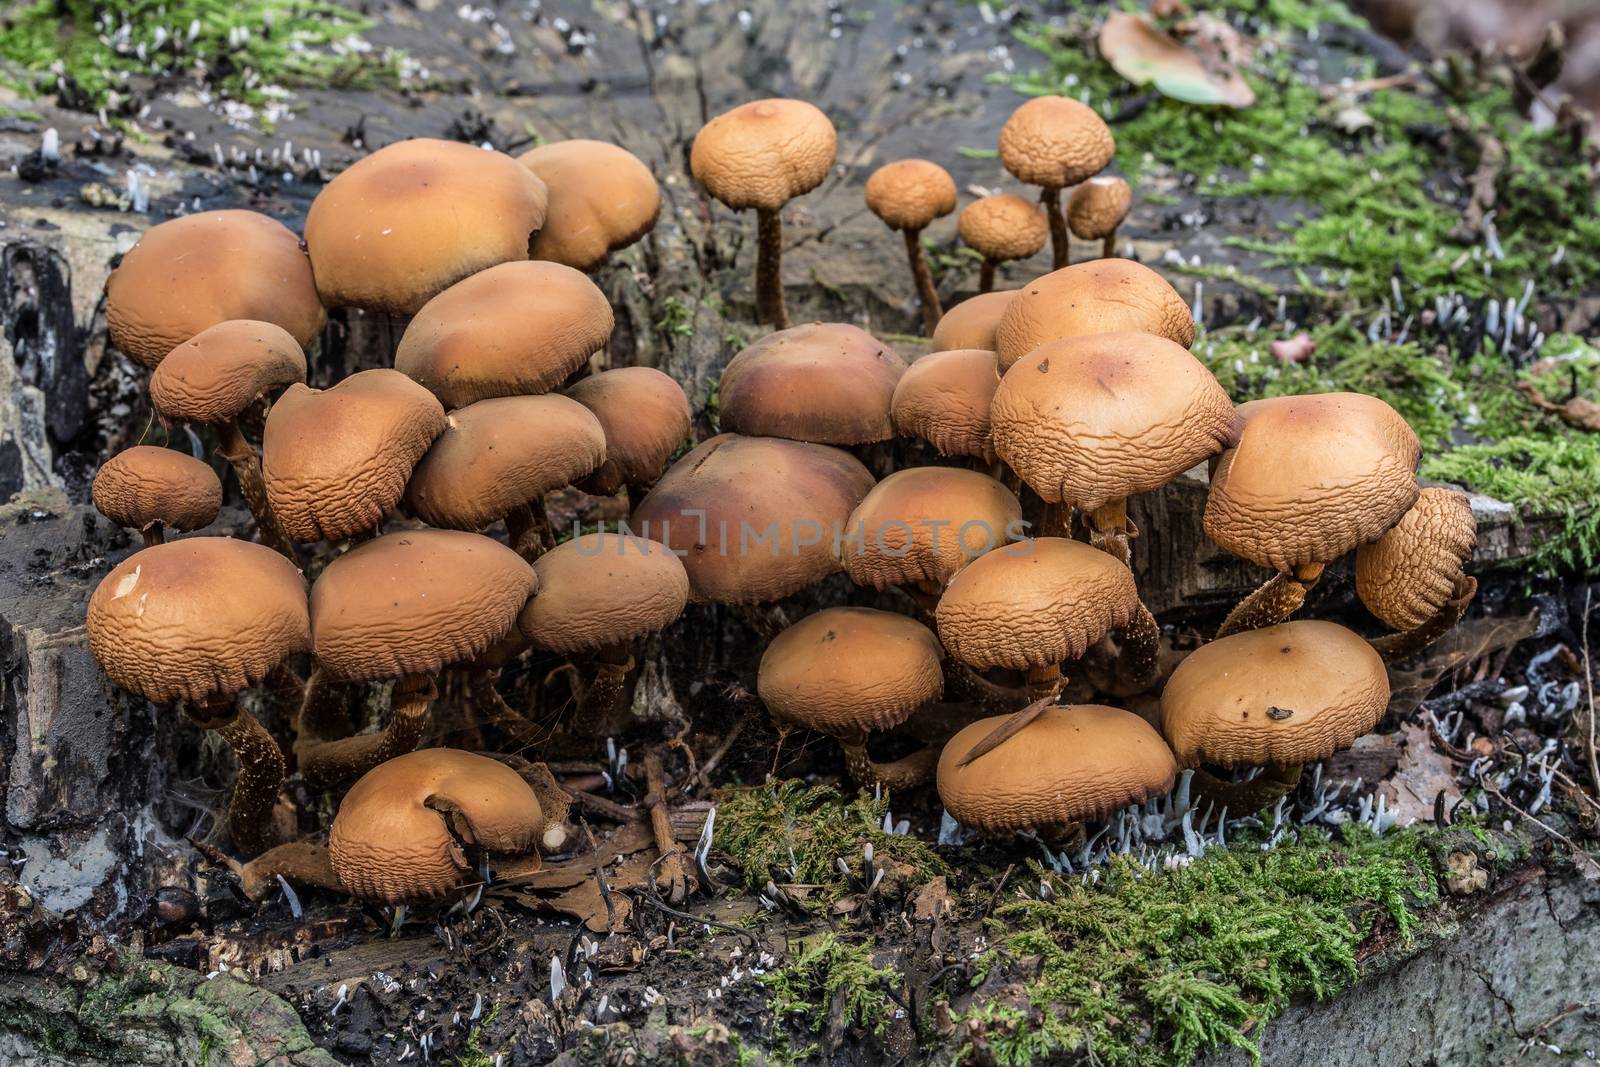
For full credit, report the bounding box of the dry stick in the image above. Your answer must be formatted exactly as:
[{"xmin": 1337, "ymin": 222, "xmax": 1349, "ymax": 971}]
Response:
[
  {"xmin": 903, "ymin": 228, "xmax": 942, "ymax": 334},
  {"xmin": 955, "ymin": 696, "xmax": 1055, "ymax": 768},
  {"xmin": 692, "ymin": 715, "xmax": 748, "ymax": 795},
  {"xmin": 756, "ymin": 207, "xmax": 788, "ymax": 329},
  {"xmin": 1483, "ymin": 778, "xmax": 1600, "ymax": 878},
  {"xmin": 216, "ymin": 419, "xmax": 297, "ymax": 560},
  {"xmin": 1041, "ymin": 185, "xmax": 1069, "ymax": 270},
  {"xmin": 644, "ymin": 751, "xmax": 693, "ymax": 905}
]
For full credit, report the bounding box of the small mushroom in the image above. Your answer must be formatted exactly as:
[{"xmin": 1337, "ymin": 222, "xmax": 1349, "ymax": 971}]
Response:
[
  {"xmin": 864, "ymin": 159, "xmax": 958, "ymax": 332},
  {"xmin": 690, "ymin": 99, "xmax": 837, "ymax": 329},
  {"xmin": 839, "ymin": 467, "xmax": 1021, "ymax": 594},
  {"xmin": 957, "ymin": 195, "xmax": 1048, "ymax": 293},
  {"xmin": 931, "ymin": 290, "xmax": 1017, "ymax": 352},
  {"xmin": 998, "ymin": 96, "xmax": 1116, "ymax": 270},
  {"xmin": 566, "ymin": 367, "xmax": 693, "ymax": 506},
  {"xmin": 91, "ymin": 446, "xmax": 221, "ymax": 546},
  {"xmin": 995, "ymin": 260, "xmax": 1195, "ymax": 370},
  {"xmin": 1356, "ymin": 487, "xmax": 1478, "ymax": 661},
  {"xmin": 518, "ymin": 139, "xmax": 661, "ymax": 271},
  {"xmin": 717, "ymin": 323, "xmax": 908, "ymax": 445},
  {"xmin": 1067, "ymin": 175, "xmax": 1133, "ymax": 259},
  {"xmin": 890, "ymin": 348, "xmax": 1002, "ymax": 462}
]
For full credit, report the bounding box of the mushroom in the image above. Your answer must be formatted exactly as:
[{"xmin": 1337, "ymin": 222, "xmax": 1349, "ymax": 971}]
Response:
[
  {"xmin": 394, "ymin": 260, "xmax": 614, "ymax": 409},
  {"xmin": 104, "ymin": 209, "xmax": 325, "ymax": 370},
  {"xmin": 864, "ymin": 159, "xmax": 958, "ymax": 332},
  {"xmin": 957, "ymin": 195, "xmax": 1048, "ymax": 293},
  {"xmin": 1067, "ymin": 175, "xmax": 1133, "ymax": 259},
  {"xmin": 758, "ymin": 607, "xmax": 944, "ymax": 789},
  {"xmin": 1161, "ymin": 620, "xmax": 1389, "ymax": 812},
  {"xmin": 839, "ymin": 467, "xmax": 1021, "ymax": 596},
  {"xmin": 304, "ymin": 138, "xmax": 550, "ymax": 316},
  {"xmin": 263, "ymin": 369, "xmax": 447, "ymax": 544},
  {"xmin": 1206, "ymin": 393, "xmax": 1421, "ymax": 637},
  {"xmin": 405, "ymin": 394, "xmax": 606, "ymax": 560},
  {"xmin": 998, "ymin": 96, "xmax": 1116, "ymax": 270},
  {"xmin": 518, "ymin": 139, "xmax": 661, "ymax": 271},
  {"xmin": 994, "ymin": 260, "xmax": 1195, "ymax": 370},
  {"xmin": 86, "ymin": 537, "xmax": 309, "ymax": 854},
  {"xmin": 149, "ymin": 320, "xmax": 309, "ymax": 559},
  {"xmin": 91, "ymin": 446, "xmax": 221, "ymax": 546},
  {"xmin": 690, "ymin": 99, "xmax": 837, "ymax": 329},
  {"xmin": 1356, "ymin": 487, "xmax": 1478, "ymax": 661},
  {"xmin": 717, "ymin": 323, "xmax": 908, "ymax": 445},
  {"xmin": 930, "ymin": 290, "xmax": 1017, "ymax": 352},
  {"xmin": 890, "ymin": 349, "xmax": 1002, "ymax": 462},
  {"xmin": 565, "ymin": 367, "xmax": 692, "ymax": 507}
]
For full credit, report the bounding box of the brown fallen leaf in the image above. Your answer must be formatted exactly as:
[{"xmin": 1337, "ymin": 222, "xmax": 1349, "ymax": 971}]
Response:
[
  {"xmin": 1098, "ymin": 11, "xmax": 1255, "ymax": 109},
  {"xmin": 1518, "ymin": 380, "xmax": 1600, "ymax": 431},
  {"xmin": 1270, "ymin": 333, "xmax": 1317, "ymax": 363},
  {"xmin": 1381, "ymin": 721, "xmax": 1463, "ymax": 827}
]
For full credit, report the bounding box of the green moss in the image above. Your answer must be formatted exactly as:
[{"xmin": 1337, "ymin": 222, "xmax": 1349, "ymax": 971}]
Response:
[{"xmin": 762, "ymin": 933, "xmax": 899, "ymax": 1038}]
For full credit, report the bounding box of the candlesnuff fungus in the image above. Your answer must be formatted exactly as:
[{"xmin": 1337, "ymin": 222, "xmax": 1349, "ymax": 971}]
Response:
[
  {"xmin": 304, "ymin": 138, "xmax": 550, "ymax": 316},
  {"xmin": 717, "ymin": 323, "xmax": 908, "ymax": 445},
  {"xmin": 1160, "ymin": 620, "xmax": 1389, "ymax": 813},
  {"xmin": 518, "ymin": 139, "xmax": 661, "ymax": 271},
  {"xmin": 87, "ymin": 537, "xmax": 309, "ymax": 855},
  {"xmin": 759, "ymin": 607, "xmax": 944, "ymax": 789},
  {"xmin": 890, "ymin": 348, "xmax": 1002, "ymax": 462},
  {"xmin": 91, "ymin": 446, "xmax": 221, "ymax": 546},
  {"xmin": 958, "ymin": 195, "xmax": 1048, "ymax": 294},
  {"xmin": 864, "ymin": 159, "xmax": 958, "ymax": 332},
  {"xmin": 1356, "ymin": 487, "xmax": 1479, "ymax": 661},
  {"xmin": 994, "ymin": 259, "xmax": 1195, "ymax": 370},
  {"xmin": 931, "ymin": 289, "xmax": 1017, "ymax": 352},
  {"xmin": 690, "ymin": 98, "xmax": 837, "ymax": 329},
  {"xmin": 1206, "ymin": 392, "xmax": 1421, "ymax": 637},
  {"xmin": 1067, "ymin": 175, "xmax": 1133, "ymax": 259},
  {"xmin": 104, "ymin": 209, "xmax": 325, "ymax": 370},
  {"xmin": 565, "ymin": 367, "xmax": 692, "ymax": 504},
  {"xmin": 998, "ymin": 96, "xmax": 1116, "ymax": 270},
  {"xmin": 394, "ymin": 260, "xmax": 614, "ymax": 409},
  {"xmin": 839, "ymin": 467, "xmax": 1022, "ymax": 594},
  {"xmin": 150, "ymin": 320, "xmax": 309, "ymax": 559}
]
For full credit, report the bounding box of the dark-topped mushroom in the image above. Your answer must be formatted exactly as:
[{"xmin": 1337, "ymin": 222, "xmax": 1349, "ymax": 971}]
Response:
[{"xmin": 91, "ymin": 446, "xmax": 221, "ymax": 546}]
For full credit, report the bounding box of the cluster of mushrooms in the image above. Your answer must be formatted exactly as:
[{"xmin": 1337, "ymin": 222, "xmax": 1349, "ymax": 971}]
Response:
[{"xmin": 83, "ymin": 93, "xmax": 1478, "ymax": 907}]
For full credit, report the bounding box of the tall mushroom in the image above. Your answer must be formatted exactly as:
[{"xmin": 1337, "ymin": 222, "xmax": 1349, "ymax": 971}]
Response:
[
  {"xmin": 994, "ymin": 260, "xmax": 1194, "ymax": 371},
  {"xmin": 931, "ymin": 290, "xmax": 1017, "ymax": 352},
  {"xmin": 1067, "ymin": 176, "xmax": 1133, "ymax": 259},
  {"xmin": 890, "ymin": 349, "xmax": 1002, "ymax": 463},
  {"xmin": 566, "ymin": 367, "xmax": 692, "ymax": 507},
  {"xmin": 518, "ymin": 139, "xmax": 661, "ymax": 272},
  {"xmin": 1356, "ymin": 487, "xmax": 1478, "ymax": 661},
  {"xmin": 958, "ymin": 195, "xmax": 1048, "ymax": 293},
  {"xmin": 864, "ymin": 159, "xmax": 958, "ymax": 332},
  {"xmin": 717, "ymin": 323, "xmax": 907, "ymax": 446},
  {"xmin": 91, "ymin": 446, "xmax": 221, "ymax": 546},
  {"xmin": 998, "ymin": 96, "xmax": 1116, "ymax": 270}
]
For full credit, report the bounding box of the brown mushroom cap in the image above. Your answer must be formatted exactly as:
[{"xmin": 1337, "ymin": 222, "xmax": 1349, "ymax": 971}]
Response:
[
  {"xmin": 518, "ymin": 139, "xmax": 661, "ymax": 271},
  {"xmin": 931, "ymin": 290, "xmax": 1017, "ymax": 352},
  {"xmin": 840, "ymin": 467, "xmax": 1022, "ymax": 590},
  {"xmin": 304, "ymin": 138, "xmax": 550, "ymax": 315},
  {"xmin": 329, "ymin": 748, "xmax": 543, "ymax": 903},
  {"xmin": 263, "ymin": 369, "xmax": 447, "ymax": 543},
  {"xmin": 998, "ymin": 96, "xmax": 1116, "ymax": 189},
  {"xmin": 565, "ymin": 368, "xmax": 692, "ymax": 496},
  {"xmin": 1204, "ymin": 392, "xmax": 1422, "ymax": 572},
  {"xmin": 689, "ymin": 99, "xmax": 837, "ymax": 211},
  {"xmin": 105, "ymin": 210, "xmax": 326, "ymax": 369},
  {"xmin": 405, "ymin": 395, "xmax": 606, "ymax": 531},
  {"xmin": 958, "ymin": 195, "xmax": 1049, "ymax": 263},
  {"xmin": 149, "ymin": 320, "xmax": 307, "ymax": 425},
  {"xmin": 631, "ymin": 433, "xmax": 875, "ymax": 604},
  {"xmin": 717, "ymin": 323, "xmax": 908, "ymax": 444},
  {"xmin": 938, "ymin": 705, "xmax": 1177, "ymax": 831},
  {"xmin": 394, "ymin": 260, "xmax": 614, "ymax": 409},
  {"xmin": 1356, "ymin": 487, "xmax": 1477, "ymax": 630},
  {"xmin": 1161, "ymin": 620, "xmax": 1389, "ymax": 768},
  {"xmin": 935, "ymin": 537, "xmax": 1139, "ymax": 671},
  {"xmin": 1067, "ymin": 175, "xmax": 1133, "ymax": 241},
  {"xmin": 92, "ymin": 446, "xmax": 222, "ymax": 535},
  {"xmin": 758, "ymin": 607, "xmax": 943, "ymax": 735},
  {"xmin": 310, "ymin": 529, "xmax": 536, "ymax": 681},
  {"xmin": 87, "ymin": 537, "xmax": 310, "ymax": 704},
  {"xmin": 864, "ymin": 159, "xmax": 958, "ymax": 232},
  {"xmin": 890, "ymin": 349, "xmax": 1001, "ymax": 461},
  {"xmin": 995, "ymin": 260, "xmax": 1195, "ymax": 369},
  {"xmin": 990, "ymin": 332, "xmax": 1240, "ymax": 510},
  {"xmin": 519, "ymin": 533, "xmax": 689, "ymax": 654}
]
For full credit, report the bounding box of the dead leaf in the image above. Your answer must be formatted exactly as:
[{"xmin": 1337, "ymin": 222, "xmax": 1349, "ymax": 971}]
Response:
[
  {"xmin": 1381, "ymin": 721, "xmax": 1463, "ymax": 827},
  {"xmin": 1386, "ymin": 610, "xmax": 1539, "ymax": 716},
  {"xmin": 1518, "ymin": 380, "xmax": 1600, "ymax": 431},
  {"xmin": 911, "ymin": 876, "xmax": 954, "ymax": 922},
  {"xmin": 1098, "ymin": 12, "xmax": 1255, "ymax": 109}
]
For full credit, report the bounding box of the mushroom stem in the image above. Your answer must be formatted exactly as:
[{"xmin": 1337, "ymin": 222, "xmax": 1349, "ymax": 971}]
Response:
[
  {"xmin": 296, "ymin": 674, "xmax": 434, "ymax": 793},
  {"xmin": 1025, "ymin": 663, "xmax": 1063, "ymax": 702},
  {"xmin": 644, "ymin": 751, "xmax": 694, "ymax": 904},
  {"xmin": 1370, "ymin": 574, "xmax": 1478, "ymax": 663},
  {"xmin": 1216, "ymin": 562, "xmax": 1325, "ymax": 639},
  {"xmin": 215, "ymin": 419, "xmax": 296, "ymax": 561},
  {"xmin": 467, "ymin": 668, "xmax": 547, "ymax": 746},
  {"xmin": 733, "ymin": 602, "xmax": 792, "ymax": 642},
  {"xmin": 576, "ymin": 642, "xmax": 635, "ymax": 737},
  {"xmin": 839, "ymin": 732, "xmax": 941, "ymax": 791},
  {"xmin": 1041, "ymin": 186, "xmax": 1069, "ymax": 270},
  {"xmin": 902, "ymin": 228, "xmax": 943, "ymax": 333},
  {"xmin": 190, "ymin": 695, "xmax": 287, "ymax": 857},
  {"xmin": 236, "ymin": 841, "xmax": 344, "ymax": 901},
  {"xmin": 1101, "ymin": 228, "xmax": 1119, "ymax": 260},
  {"xmin": 755, "ymin": 206, "xmax": 789, "ymax": 329},
  {"xmin": 505, "ymin": 500, "xmax": 554, "ymax": 562},
  {"xmin": 1114, "ymin": 602, "xmax": 1162, "ymax": 691},
  {"xmin": 978, "ymin": 258, "xmax": 998, "ymax": 294},
  {"xmin": 141, "ymin": 522, "xmax": 165, "ymax": 547},
  {"xmin": 295, "ymin": 666, "xmax": 355, "ymax": 743},
  {"xmin": 944, "ymin": 663, "xmax": 1027, "ymax": 712},
  {"xmin": 1188, "ymin": 763, "xmax": 1303, "ymax": 815},
  {"xmin": 1087, "ymin": 498, "xmax": 1134, "ymax": 568},
  {"xmin": 1041, "ymin": 501, "xmax": 1072, "ymax": 539}
]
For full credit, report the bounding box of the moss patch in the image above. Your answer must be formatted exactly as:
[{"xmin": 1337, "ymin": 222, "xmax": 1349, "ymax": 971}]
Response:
[{"xmin": 762, "ymin": 933, "xmax": 899, "ymax": 1040}]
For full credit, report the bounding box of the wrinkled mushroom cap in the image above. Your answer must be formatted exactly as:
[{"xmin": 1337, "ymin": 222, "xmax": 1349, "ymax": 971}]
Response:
[
  {"xmin": 840, "ymin": 467, "xmax": 1021, "ymax": 590},
  {"xmin": 958, "ymin": 196, "xmax": 1049, "ymax": 262},
  {"xmin": 1067, "ymin": 176, "xmax": 1133, "ymax": 241},
  {"xmin": 991, "ymin": 332, "xmax": 1240, "ymax": 510},
  {"xmin": 690, "ymin": 99, "xmax": 837, "ymax": 211},
  {"xmin": 890, "ymin": 349, "xmax": 1001, "ymax": 461},
  {"xmin": 631, "ymin": 433, "xmax": 875, "ymax": 605},
  {"xmin": 149, "ymin": 320, "xmax": 307, "ymax": 425},
  {"xmin": 304, "ymin": 138, "xmax": 549, "ymax": 315},
  {"xmin": 92, "ymin": 446, "xmax": 222, "ymax": 535},
  {"xmin": 936, "ymin": 538, "xmax": 1139, "ymax": 671},
  {"xmin": 395, "ymin": 260, "xmax": 613, "ymax": 409},
  {"xmin": 105, "ymin": 210, "xmax": 325, "ymax": 369},
  {"xmin": 995, "ymin": 260, "xmax": 1195, "ymax": 369},
  {"xmin": 329, "ymin": 749, "xmax": 543, "ymax": 903},
  {"xmin": 864, "ymin": 159, "xmax": 958, "ymax": 232},
  {"xmin": 718, "ymin": 323, "xmax": 908, "ymax": 444},
  {"xmin": 405, "ymin": 395, "xmax": 606, "ymax": 531},
  {"xmin": 1204, "ymin": 392, "xmax": 1422, "ymax": 571},
  {"xmin": 519, "ymin": 533, "xmax": 689, "ymax": 654},
  {"xmin": 519, "ymin": 139, "xmax": 661, "ymax": 271},
  {"xmin": 1356, "ymin": 487, "xmax": 1477, "ymax": 630},
  {"xmin": 566, "ymin": 368, "xmax": 692, "ymax": 497},
  {"xmin": 998, "ymin": 96, "xmax": 1116, "ymax": 189},
  {"xmin": 1161, "ymin": 620, "xmax": 1389, "ymax": 768},
  {"xmin": 758, "ymin": 607, "xmax": 943, "ymax": 735},
  {"xmin": 87, "ymin": 537, "xmax": 309, "ymax": 704},
  {"xmin": 310, "ymin": 530, "xmax": 536, "ymax": 681},
  {"xmin": 931, "ymin": 290, "xmax": 1017, "ymax": 352},
  {"xmin": 264, "ymin": 369, "xmax": 447, "ymax": 543},
  {"xmin": 939, "ymin": 705, "xmax": 1177, "ymax": 831}
]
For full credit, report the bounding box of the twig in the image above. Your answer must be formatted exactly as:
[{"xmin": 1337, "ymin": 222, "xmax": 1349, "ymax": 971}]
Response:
[
  {"xmin": 644, "ymin": 751, "xmax": 694, "ymax": 904},
  {"xmin": 692, "ymin": 716, "xmax": 748, "ymax": 795},
  {"xmin": 1483, "ymin": 780, "xmax": 1600, "ymax": 878},
  {"xmin": 572, "ymin": 789, "xmax": 640, "ymax": 823}
]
